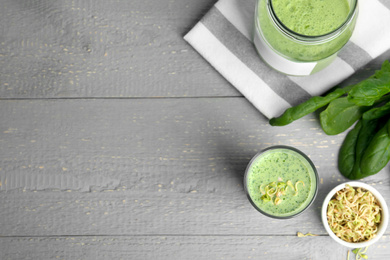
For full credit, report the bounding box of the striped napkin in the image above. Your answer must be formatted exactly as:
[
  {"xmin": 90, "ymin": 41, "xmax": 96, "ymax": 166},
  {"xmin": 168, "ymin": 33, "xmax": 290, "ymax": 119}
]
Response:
[{"xmin": 184, "ymin": 0, "xmax": 390, "ymax": 119}]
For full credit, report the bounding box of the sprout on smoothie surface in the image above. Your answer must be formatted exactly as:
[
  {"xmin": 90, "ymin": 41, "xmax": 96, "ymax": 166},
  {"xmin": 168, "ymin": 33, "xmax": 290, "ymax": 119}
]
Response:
[
  {"xmin": 327, "ymin": 185, "xmax": 381, "ymax": 243},
  {"xmin": 260, "ymin": 180, "xmax": 305, "ymax": 205},
  {"xmin": 287, "ymin": 180, "xmax": 295, "ymax": 191}
]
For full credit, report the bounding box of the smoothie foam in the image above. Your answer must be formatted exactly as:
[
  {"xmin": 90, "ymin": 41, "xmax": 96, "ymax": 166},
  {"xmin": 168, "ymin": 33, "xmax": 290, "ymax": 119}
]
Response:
[{"xmin": 272, "ymin": 0, "xmax": 350, "ymax": 36}]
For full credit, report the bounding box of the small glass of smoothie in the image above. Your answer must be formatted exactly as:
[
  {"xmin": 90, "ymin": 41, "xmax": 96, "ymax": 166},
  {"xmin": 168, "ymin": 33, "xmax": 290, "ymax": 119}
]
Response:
[
  {"xmin": 253, "ymin": 0, "xmax": 359, "ymax": 76},
  {"xmin": 244, "ymin": 146, "xmax": 319, "ymax": 218}
]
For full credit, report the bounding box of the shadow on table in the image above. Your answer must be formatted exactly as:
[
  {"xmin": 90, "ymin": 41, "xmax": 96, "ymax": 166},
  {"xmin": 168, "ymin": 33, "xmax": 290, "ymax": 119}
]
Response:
[{"xmin": 209, "ymin": 129, "xmax": 268, "ymax": 196}]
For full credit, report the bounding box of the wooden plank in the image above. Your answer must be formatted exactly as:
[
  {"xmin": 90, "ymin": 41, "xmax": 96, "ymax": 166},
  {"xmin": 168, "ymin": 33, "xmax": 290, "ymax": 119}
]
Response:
[
  {"xmin": 0, "ymin": 0, "xmax": 236, "ymax": 98},
  {"xmin": 2, "ymin": 235, "xmax": 390, "ymax": 260},
  {"xmin": 0, "ymin": 98, "xmax": 389, "ymax": 236},
  {"xmin": 0, "ymin": 0, "xmax": 389, "ymax": 98}
]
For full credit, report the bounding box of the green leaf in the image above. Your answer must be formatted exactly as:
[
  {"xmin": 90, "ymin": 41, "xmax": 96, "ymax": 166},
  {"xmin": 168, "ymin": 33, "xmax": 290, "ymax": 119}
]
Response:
[
  {"xmin": 360, "ymin": 119, "xmax": 390, "ymax": 176},
  {"xmin": 347, "ymin": 119, "xmax": 381, "ymax": 180},
  {"xmin": 362, "ymin": 100, "xmax": 390, "ymax": 120},
  {"xmin": 338, "ymin": 121, "xmax": 362, "ymax": 178},
  {"xmin": 320, "ymin": 97, "xmax": 370, "ymax": 135},
  {"xmin": 269, "ymin": 88, "xmax": 346, "ymax": 126},
  {"xmin": 348, "ymin": 61, "xmax": 390, "ymax": 106}
]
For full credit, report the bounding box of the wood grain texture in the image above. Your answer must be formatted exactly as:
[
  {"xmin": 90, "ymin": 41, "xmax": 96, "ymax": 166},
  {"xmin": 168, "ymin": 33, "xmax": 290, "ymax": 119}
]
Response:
[
  {"xmin": 1, "ymin": 0, "xmax": 390, "ymax": 258},
  {"xmin": 0, "ymin": 99, "xmax": 389, "ymax": 237},
  {"xmin": 0, "ymin": 0, "xmax": 237, "ymax": 98},
  {"xmin": 0, "ymin": 0, "xmax": 389, "ymax": 98},
  {"xmin": 1, "ymin": 235, "xmax": 390, "ymax": 260}
]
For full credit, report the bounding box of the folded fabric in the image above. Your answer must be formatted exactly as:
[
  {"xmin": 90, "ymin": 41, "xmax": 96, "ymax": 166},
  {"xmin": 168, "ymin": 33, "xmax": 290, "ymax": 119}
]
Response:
[{"xmin": 184, "ymin": 0, "xmax": 390, "ymax": 119}]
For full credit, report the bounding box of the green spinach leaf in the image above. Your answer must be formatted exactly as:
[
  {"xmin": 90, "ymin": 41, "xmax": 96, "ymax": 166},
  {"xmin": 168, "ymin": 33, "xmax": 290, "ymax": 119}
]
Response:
[
  {"xmin": 363, "ymin": 100, "xmax": 390, "ymax": 120},
  {"xmin": 338, "ymin": 120, "xmax": 362, "ymax": 178},
  {"xmin": 320, "ymin": 97, "xmax": 370, "ymax": 135},
  {"xmin": 347, "ymin": 119, "xmax": 381, "ymax": 180},
  {"xmin": 269, "ymin": 88, "xmax": 346, "ymax": 126},
  {"xmin": 347, "ymin": 61, "xmax": 390, "ymax": 106},
  {"xmin": 360, "ymin": 119, "xmax": 390, "ymax": 177}
]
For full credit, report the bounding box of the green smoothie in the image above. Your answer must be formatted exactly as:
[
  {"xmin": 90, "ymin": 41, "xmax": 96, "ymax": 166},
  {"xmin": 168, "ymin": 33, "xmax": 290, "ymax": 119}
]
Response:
[
  {"xmin": 256, "ymin": 0, "xmax": 357, "ymax": 62},
  {"xmin": 245, "ymin": 148, "xmax": 317, "ymax": 217},
  {"xmin": 272, "ymin": 0, "xmax": 350, "ymax": 36}
]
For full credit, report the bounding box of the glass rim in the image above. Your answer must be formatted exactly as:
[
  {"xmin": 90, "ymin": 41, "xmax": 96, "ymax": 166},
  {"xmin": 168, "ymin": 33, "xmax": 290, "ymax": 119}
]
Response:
[
  {"xmin": 243, "ymin": 145, "xmax": 319, "ymax": 219},
  {"xmin": 266, "ymin": 0, "xmax": 359, "ymax": 42}
]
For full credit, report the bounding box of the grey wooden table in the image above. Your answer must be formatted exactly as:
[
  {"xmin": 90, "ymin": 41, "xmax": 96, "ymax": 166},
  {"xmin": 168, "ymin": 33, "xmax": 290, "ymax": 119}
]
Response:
[{"xmin": 1, "ymin": 0, "xmax": 389, "ymax": 259}]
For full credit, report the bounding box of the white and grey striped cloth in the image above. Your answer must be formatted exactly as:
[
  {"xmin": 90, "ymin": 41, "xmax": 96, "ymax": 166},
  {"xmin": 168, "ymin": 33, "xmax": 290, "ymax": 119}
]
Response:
[{"xmin": 184, "ymin": 0, "xmax": 390, "ymax": 119}]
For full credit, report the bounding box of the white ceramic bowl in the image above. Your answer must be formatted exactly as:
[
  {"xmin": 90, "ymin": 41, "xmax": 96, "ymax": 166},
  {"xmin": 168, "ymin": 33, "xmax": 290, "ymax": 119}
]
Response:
[{"xmin": 321, "ymin": 181, "xmax": 389, "ymax": 248}]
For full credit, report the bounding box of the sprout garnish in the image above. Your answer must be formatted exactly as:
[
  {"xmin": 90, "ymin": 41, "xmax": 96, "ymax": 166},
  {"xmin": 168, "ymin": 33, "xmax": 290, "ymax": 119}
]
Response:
[
  {"xmin": 352, "ymin": 247, "xmax": 369, "ymax": 260},
  {"xmin": 327, "ymin": 185, "xmax": 381, "ymax": 243},
  {"xmin": 260, "ymin": 180, "xmax": 304, "ymax": 205},
  {"xmin": 297, "ymin": 232, "xmax": 318, "ymax": 237}
]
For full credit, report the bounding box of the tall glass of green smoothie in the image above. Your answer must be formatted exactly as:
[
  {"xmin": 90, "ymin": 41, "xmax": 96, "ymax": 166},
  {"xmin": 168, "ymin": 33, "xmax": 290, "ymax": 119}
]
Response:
[
  {"xmin": 253, "ymin": 0, "xmax": 359, "ymax": 76},
  {"xmin": 244, "ymin": 146, "xmax": 319, "ymax": 218}
]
